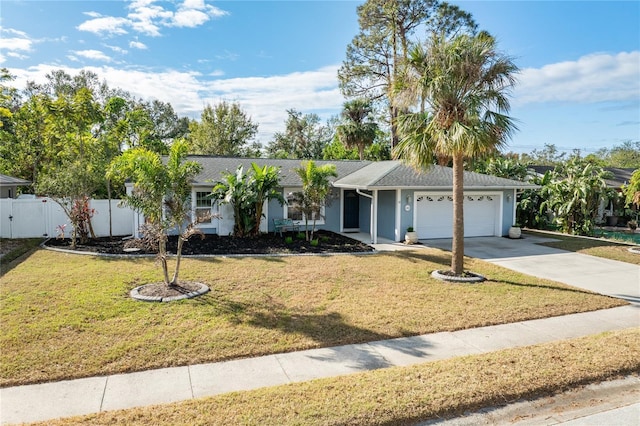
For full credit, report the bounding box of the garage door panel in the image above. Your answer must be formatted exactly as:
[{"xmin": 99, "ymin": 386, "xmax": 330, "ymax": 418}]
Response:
[{"xmin": 415, "ymin": 193, "xmax": 498, "ymax": 239}]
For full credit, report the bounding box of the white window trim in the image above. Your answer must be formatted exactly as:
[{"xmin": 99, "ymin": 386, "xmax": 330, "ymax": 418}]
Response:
[
  {"xmin": 192, "ymin": 189, "xmax": 216, "ymax": 228},
  {"xmin": 284, "ymin": 187, "xmax": 326, "ymax": 226}
]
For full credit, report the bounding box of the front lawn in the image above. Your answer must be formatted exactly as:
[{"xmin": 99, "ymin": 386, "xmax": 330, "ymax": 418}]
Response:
[
  {"xmin": 33, "ymin": 328, "xmax": 640, "ymax": 426},
  {"xmin": 525, "ymin": 230, "xmax": 640, "ymax": 265},
  {"xmin": 0, "ymin": 248, "xmax": 625, "ymax": 387}
]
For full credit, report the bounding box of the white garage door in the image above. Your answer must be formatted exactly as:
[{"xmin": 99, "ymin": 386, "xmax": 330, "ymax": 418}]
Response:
[{"xmin": 415, "ymin": 193, "xmax": 500, "ymax": 239}]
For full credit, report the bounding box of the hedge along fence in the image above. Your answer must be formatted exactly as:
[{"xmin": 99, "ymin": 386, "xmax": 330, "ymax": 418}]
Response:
[{"xmin": 0, "ymin": 198, "xmax": 134, "ymax": 239}]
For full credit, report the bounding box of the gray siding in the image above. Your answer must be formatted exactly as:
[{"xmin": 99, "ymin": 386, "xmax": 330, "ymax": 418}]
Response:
[{"xmin": 377, "ymin": 190, "xmax": 396, "ymax": 240}]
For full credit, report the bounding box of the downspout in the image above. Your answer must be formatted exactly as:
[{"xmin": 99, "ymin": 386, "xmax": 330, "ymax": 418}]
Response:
[{"xmin": 356, "ymin": 189, "xmax": 374, "ymax": 244}]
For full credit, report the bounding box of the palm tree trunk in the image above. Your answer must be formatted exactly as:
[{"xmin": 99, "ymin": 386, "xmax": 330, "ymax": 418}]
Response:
[
  {"xmin": 159, "ymin": 239, "xmax": 170, "ymax": 285},
  {"xmin": 451, "ymin": 153, "xmax": 465, "ymax": 275},
  {"xmin": 171, "ymin": 236, "xmax": 183, "ymax": 286}
]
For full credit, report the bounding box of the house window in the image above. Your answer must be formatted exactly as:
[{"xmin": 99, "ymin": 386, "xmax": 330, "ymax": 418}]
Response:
[
  {"xmin": 284, "ymin": 188, "xmax": 325, "ymax": 225},
  {"xmin": 195, "ymin": 191, "xmax": 213, "ymax": 225}
]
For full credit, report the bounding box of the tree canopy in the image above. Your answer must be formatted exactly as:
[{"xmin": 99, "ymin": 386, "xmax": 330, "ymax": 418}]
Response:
[{"xmin": 188, "ymin": 101, "xmax": 260, "ymax": 157}]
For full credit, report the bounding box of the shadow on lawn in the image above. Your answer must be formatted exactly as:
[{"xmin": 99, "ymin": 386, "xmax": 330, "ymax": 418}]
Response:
[
  {"xmin": 387, "ymin": 250, "xmax": 451, "ymax": 266},
  {"xmin": 191, "ymin": 291, "xmax": 406, "ymax": 357}
]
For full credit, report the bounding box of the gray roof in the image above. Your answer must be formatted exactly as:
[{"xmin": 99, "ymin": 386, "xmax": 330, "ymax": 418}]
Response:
[
  {"xmin": 333, "ymin": 161, "xmax": 537, "ymax": 190},
  {"xmin": 186, "ymin": 157, "xmax": 371, "ymax": 187},
  {"xmin": 0, "ymin": 174, "xmax": 30, "ymax": 187}
]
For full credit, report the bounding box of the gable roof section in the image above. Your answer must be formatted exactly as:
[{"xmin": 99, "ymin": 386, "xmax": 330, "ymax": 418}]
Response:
[
  {"xmin": 0, "ymin": 174, "xmax": 30, "ymax": 187},
  {"xmin": 186, "ymin": 157, "xmax": 372, "ymax": 187},
  {"xmin": 333, "ymin": 161, "xmax": 536, "ymax": 190}
]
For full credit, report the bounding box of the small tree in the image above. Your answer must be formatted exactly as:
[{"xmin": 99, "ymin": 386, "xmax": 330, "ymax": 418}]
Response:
[
  {"xmin": 211, "ymin": 163, "xmax": 284, "ymax": 237},
  {"xmin": 107, "ymin": 140, "xmax": 202, "ymax": 286},
  {"xmin": 292, "ymin": 161, "xmax": 337, "ymax": 241}
]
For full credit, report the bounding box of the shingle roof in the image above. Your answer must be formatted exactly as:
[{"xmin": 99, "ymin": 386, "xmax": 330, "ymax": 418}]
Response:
[
  {"xmin": 0, "ymin": 174, "xmax": 31, "ymax": 187},
  {"xmin": 186, "ymin": 157, "xmax": 372, "ymax": 187},
  {"xmin": 333, "ymin": 161, "xmax": 537, "ymax": 190}
]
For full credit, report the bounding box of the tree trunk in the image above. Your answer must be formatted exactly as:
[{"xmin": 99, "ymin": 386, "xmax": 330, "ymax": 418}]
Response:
[
  {"xmin": 170, "ymin": 235, "xmax": 184, "ymax": 286},
  {"xmin": 159, "ymin": 239, "xmax": 170, "ymax": 286},
  {"xmin": 451, "ymin": 153, "xmax": 465, "ymax": 275}
]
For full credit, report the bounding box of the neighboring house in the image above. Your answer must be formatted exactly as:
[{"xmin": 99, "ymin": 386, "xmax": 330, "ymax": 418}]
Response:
[
  {"xmin": 131, "ymin": 157, "xmax": 535, "ymax": 242},
  {"xmin": 0, "ymin": 174, "xmax": 31, "ymax": 199}
]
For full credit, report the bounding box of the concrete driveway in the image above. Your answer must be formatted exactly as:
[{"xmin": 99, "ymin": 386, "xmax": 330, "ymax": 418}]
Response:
[{"xmin": 422, "ymin": 235, "xmax": 640, "ymax": 304}]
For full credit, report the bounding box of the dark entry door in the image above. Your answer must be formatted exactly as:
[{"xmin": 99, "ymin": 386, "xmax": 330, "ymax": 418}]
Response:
[{"xmin": 343, "ymin": 190, "xmax": 359, "ymax": 229}]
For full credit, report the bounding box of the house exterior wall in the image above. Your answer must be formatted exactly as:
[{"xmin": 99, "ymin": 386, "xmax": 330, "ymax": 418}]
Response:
[
  {"xmin": 400, "ymin": 189, "xmax": 415, "ymax": 236},
  {"xmin": 377, "ymin": 190, "xmax": 396, "ymax": 240},
  {"xmin": 359, "ymin": 196, "xmax": 371, "ymax": 233}
]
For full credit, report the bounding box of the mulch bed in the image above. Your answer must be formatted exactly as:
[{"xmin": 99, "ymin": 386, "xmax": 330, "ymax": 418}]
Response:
[{"xmin": 45, "ymin": 230, "xmax": 374, "ymax": 256}]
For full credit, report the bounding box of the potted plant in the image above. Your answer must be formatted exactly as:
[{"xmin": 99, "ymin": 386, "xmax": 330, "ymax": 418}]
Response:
[
  {"xmin": 405, "ymin": 226, "xmax": 418, "ymax": 244},
  {"xmin": 508, "ymin": 223, "xmax": 522, "ymax": 239},
  {"xmin": 629, "ymin": 220, "xmax": 638, "ymax": 231}
]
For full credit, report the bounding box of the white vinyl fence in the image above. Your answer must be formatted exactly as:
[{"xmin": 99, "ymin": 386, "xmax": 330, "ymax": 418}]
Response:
[{"xmin": 0, "ymin": 198, "xmax": 135, "ymax": 239}]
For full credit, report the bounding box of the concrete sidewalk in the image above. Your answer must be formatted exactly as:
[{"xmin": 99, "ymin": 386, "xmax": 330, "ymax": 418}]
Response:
[{"xmin": 1, "ymin": 306, "xmax": 638, "ymax": 425}]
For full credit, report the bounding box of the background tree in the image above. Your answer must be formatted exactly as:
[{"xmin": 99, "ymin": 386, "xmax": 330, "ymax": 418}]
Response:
[
  {"xmin": 107, "ymin": 140, "xmax": 202, "ymax": 287},
  {"xmin": 472, "ymin": 156, "xmax": 528, "ymax": 181},
  {"xmin": 393, "ymin": 32, "xmax": 518, "ymax": 276},
  {"xmin": 188, "ymin": 101, "xmax": 260, "ymax": 157},
  {"xmin": 336, "ymin": 99, "xmax": 378, "ymax": 160},
  {"xmin": 35, "ymin": 88, "xmax": 105, "ymax": 247},
  {"xmin": 518, "ymin": 143, "xmax": 568, "ymax": 166},
  {"xmin": 291, "ymin": 160, "xmax": 337, "ymax": 241},
  {"xmin": 266, "ymin": 109, "xmax": 331, "ymax": 159},
  {"xmin": 593, "ymin": 141, "xmax": 640, "ymax": 168},
  {"xmin": 338, "ymin": 0, "xmax": 476, "ymax": 147}
]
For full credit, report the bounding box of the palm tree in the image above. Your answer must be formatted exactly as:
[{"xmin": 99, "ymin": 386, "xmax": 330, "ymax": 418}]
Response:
[
  {"xmin": 393, "ymin": 31, "xmax": 518, "ymax": 275},
  {"xmin": 107, "ymin": 140, "xmax": 202, "ymax": 286},
  {"xmin": 336, "ymin": 99, "xmax": 378, "ymax": 160},
  {"xmin": 292, "ymin": 160, "xmax": 337, "ymax": 241}
]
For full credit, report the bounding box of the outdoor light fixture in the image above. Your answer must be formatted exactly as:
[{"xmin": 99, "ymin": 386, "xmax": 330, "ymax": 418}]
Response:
[{"xmin": 506, "ymin": 194, "xmax": 512, "ymax": 202}]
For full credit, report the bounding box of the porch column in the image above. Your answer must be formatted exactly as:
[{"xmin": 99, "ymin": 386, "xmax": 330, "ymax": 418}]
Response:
[{"xmin": 372, "ymin": 189, "xmax": 378, "ymax": 244}]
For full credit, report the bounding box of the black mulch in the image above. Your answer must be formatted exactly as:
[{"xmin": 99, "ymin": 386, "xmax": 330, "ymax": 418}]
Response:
[{"xmin": 45, "ymin": 230, "xmax": 374, "ymax": 255}]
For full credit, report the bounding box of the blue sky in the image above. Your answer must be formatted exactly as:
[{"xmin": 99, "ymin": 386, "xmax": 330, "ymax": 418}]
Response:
[{"xmin": 1, "ymin": 0, "xmax": 638, "ymax": 155}]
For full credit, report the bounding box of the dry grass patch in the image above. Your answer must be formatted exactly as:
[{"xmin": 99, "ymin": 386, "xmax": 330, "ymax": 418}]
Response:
[
  {"xmin": 35, "ymin": 328, "xmax": 640, "ymax": 426},
  {"xmin": 1, "ymin": 248, "xmax": 625, "ymax": 387},
  {"xmin": 526, "ymin": 230, "xmax": 640, "ymax": 265}
]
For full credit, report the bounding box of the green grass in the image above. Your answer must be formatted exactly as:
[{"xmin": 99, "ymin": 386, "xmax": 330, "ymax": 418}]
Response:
[
  {"xmin": 525, "ymin": 230, "xmax": 640, "ymax": 265},
  {"xmin": 0, "ymin": 247, "xmax": 625, "ymax": 388},
  {"xmin": 33, "ymin": 328, "xmax": 640, "ymax": 426}
]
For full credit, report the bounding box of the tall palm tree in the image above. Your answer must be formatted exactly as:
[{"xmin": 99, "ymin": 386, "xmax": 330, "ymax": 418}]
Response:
[
  {"xmin": 336, "ymin": 99, "xmax": 378, "ymax": 160},
  {"xmin": 393, "ymin": 31, "xmax": 518, "ymax": 275}
]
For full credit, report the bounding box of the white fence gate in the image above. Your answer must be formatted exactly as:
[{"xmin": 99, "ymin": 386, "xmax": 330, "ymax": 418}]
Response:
[{"xmin": 0, "ymin": 198, "xmax": 134, "ymax": 239}]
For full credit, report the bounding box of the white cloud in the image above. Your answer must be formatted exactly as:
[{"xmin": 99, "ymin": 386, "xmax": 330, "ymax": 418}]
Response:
[
  {"xmin": 0, "ymin": 28, "xmax": 33, "ymax": 56},
  {"xmin": 77, "ymin": 0, "xmax": 228, "ymax": 38},
  {"xmin": 71, "ymin": 49, "xmax": 113, "ymax": 62},
  {"xmin": 129, "ymin": 40, "xmax": 148, "ymax": 50},
  {"xmin": 172, "ymin": 9, "xmax": 210, "ymax": 27},
  {"xmin": 77, "ymin": 16, "xmax": 130, "ymax": 36},
  {"xmin": 8, "ymin": 64, "xmax": 344, "ymax": 144},
  {"xmin": 515, "ymin": 51, "xmax": 640, "ymax": 105},
  {"xmin": 104, "ymin": 44, "xmax": 128, "ymax": 54}
]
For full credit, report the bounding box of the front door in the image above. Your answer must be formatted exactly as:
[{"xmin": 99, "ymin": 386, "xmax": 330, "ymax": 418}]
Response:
[{"xmin": 343, "ymin": 190, "xmax": 360, "ymax": 230}]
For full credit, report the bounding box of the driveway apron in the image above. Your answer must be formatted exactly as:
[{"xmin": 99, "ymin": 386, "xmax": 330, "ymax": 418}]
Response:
[{"xmin": 422, "ymin": 235, "xmax": 640, "ymax": 304}]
